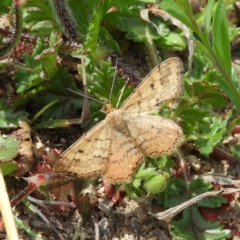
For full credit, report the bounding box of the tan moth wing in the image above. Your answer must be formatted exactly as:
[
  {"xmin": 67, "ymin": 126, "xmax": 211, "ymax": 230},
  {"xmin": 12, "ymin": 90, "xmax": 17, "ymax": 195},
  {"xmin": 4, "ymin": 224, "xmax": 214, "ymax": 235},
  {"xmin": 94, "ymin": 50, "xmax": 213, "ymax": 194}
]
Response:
[
  {"xmin": 120, "ymin": 115, "xmax": 183, "ymax": 158},
  {"xmin": 121, "ymin": 57, "xmax": 184, "ymax": 114},
  {"xmin": 54, "ymin": 121, "xmax": 111, "ymax": 178},
  {"xmin": 103, "ymin": 129, "xmax": 145, "ymax": 184}
]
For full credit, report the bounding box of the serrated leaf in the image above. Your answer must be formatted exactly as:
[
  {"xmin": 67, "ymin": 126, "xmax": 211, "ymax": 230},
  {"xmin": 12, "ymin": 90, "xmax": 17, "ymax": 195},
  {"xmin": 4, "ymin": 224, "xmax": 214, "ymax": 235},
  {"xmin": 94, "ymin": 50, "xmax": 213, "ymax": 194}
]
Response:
[
  {"xmin": 34, "ymin": 32, "xmax": 63, "ymax": 78},
  {"xmin": 24, "ymin": 1, "xmax": 57, "ymax": 36},
  {"xmin": 0, "ymin": 136, "xmax": 20, "ymax": 160},
  {"xmin": 191, "ymin": 178, "xmax": 227, "ymax": 208},
  {"xmin": 162, "ymin": 178, "xmax": 230, "ymax": 239},
  {"xmin": 34, "ymin": 91, "xmax": 82, "ymax": 122},
  {"xmin": 180, "ymin": 108, "xmax": 209, "ymax": 123},
  {"xmin": 83, "ymin": 4, "xmax": 103, "ymax": 60},
  {"xmin": 84, "ymin": 59, "xmax": 133, "ymax": 129},
  {"xmin": 191, "ymin": 178, "xmax": 212, "ymax": 193},
  {"xmin": 164, "ymin": 178, "xmax": 225, "ymax": 209},
  {"xmin": 15, "ymin": 40, "xmax": 45, "ymax": 95},
  {"xmin": 195, "ymin": 117, "xmax": 228, "ymax": 156},
  {"xmin": 155, "ymin": 156, "xmax": 175, "ymax": 170},
  {"xmin": 0, "ymin": 110, "xmax": 28, "ymax": 128},
  {"xmin": 200, "ymin": 92, "xmax": 226, "ymax": 107},
  {"xmin": 0, "ymin": 100, "xmax": 28, "ymax": 128},
  {"xmin": 163, "ymin": 178, "xmax": 188, "ymax": 208},
  {"xmin": 132, "ymin": 178, "xmax": 141, "ymax": 188},
  {"xmin": 171, "ymin": 207, "xmax": 231, "ymax": 240}
]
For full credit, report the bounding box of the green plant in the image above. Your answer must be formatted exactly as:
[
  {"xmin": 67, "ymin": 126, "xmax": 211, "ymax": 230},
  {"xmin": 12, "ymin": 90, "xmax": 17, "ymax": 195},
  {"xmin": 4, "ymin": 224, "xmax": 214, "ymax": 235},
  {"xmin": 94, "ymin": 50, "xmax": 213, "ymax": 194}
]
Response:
[{"xmin": 0, "ymin": 0, "xmax": 239, "ymax": 239}]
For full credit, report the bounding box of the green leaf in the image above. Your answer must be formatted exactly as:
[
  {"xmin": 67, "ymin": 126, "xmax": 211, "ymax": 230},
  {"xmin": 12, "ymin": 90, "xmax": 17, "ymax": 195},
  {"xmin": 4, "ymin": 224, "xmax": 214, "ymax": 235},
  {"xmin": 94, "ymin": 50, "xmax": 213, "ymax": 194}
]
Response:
[
  {"xmin": 159, "ymin": 0, "xmax": 193, "ymax": 29},
  {"xmin": 189, "ymin": 79, "xmax": 226, "ymax": 107},
  {"xmin": 227, "ymin": 117, "xmax": 240, "ymax": 135},
  {"xmin": 15, "ymin": 39, "xmax": 45, "ymax": 95},
  {"xmin": 104, "ymin": 0, "xmax": 143, "ymax": 16},
  {"xmin": 134, "ymin": 167, "xmax": 156, "ymax": 179},
  {"xmin": 114, "ymin": 15, "xmax": 168, "ymax": 43},
  {"xmin": 24, "ymin": 10, "xmax": 55, "ymax": 23},
  {"xmin": 180, "ymin": 108, "xmax": 209, "ymax": 124},
  {"xmin": 212, "ymin": 0, "xmax": 231, "ymax": 77},
  {"xmin": 195, "ymin": 40, "xmax": 216, "ymax": 63},
  {"xmin": 204, "ymin": 0, "xmax": 215, "ymax": 38},
  {"xmin": 132, "ymin": 178, "xmax": 141, "ymax": 189},
  {"xmin": 0, "ymin": 161, "xmax": 18, "ymax": 176},
  {"xmin": 231, "ymin": 145, "xmax": 240, "ymax": 160},
  {"xmin": 171, "ymin": 207, "xmax": 231, "ymax": 240},
  {"xmin": 99, "ymin": 27, "xmax": 121, "ymax": 54},
  {"xmin": 199, "ymin": 92, "xmax": 226, "ymax": 107},
  {"xmin": 68, "ymin": 0, "xmax": 93, "ymax": 34},
  {"xmin": 34, "ymin": 32, "xmax": 63, "ymax": 79},
  {"xmin": 33, "ymin": 93, "xmax": 82, "ymax": 121},
  {"xmin": 24, "ymin": 0, "xmax": 57, "ymax": 36},
  {"xmin": 155, "ymin": 156, "xmax": 175, "ymax": 170},
  {"xmin": 0, "ymin": 100, "xmax": 28, "ymax": 128},
  {"xmin": 0, "ymin": 0, "xmax": 12, "ymax": 13},
  {"xmin": 191, "ymin": 177, "xmax": 212, "ymax": 193},
  {"xmin": 83, "ymin": 59, "xmax": 133, "ymax": 129},
  {"xmin": 195, "ymin": 117, "xmax": 228, "ymax": 156},
  {"xmin": 163, "ymin": 178, "xmax": 225, "ymax": 209},
  {"xmin": 215, "ymin": 76, "xmax": 240, "ymax": 112},
  {"xmin": 155, "ymin": 32, "xmax": 187, "ymax": 51},
  {"xmin": 161, "ymin": 178, "xmax": 230, "ymax": 239},
  {"xmin": 176, "ymin": 0, "xmax": 194, "ymax": 19},
  {"xmin": 0, "ymin": 135, "xmax": 20, "ymax": 160},
  {"xmin": 34, "ymin": 119, "xmax": 75, "ymax": 129},
  {"xmin": 83, "ymin": 3, "xmax": 104, "ymax": 61}
]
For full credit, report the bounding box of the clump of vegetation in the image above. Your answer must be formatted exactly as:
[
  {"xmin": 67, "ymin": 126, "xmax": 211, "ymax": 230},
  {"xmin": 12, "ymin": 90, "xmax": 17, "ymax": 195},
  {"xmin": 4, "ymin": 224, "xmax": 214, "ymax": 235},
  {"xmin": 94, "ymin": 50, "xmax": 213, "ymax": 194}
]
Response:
[{"xmin": 0, "ymin": 0, "xmax": 240, "ymax": 239}]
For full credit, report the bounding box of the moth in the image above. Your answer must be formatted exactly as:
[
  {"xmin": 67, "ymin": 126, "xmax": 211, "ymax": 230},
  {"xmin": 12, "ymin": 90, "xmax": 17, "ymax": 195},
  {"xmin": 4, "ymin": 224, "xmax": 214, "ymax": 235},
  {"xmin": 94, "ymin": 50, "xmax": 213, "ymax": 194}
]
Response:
[{"xmin": 54, "ymin": 57, "xmax": 184, "ymax": 184}]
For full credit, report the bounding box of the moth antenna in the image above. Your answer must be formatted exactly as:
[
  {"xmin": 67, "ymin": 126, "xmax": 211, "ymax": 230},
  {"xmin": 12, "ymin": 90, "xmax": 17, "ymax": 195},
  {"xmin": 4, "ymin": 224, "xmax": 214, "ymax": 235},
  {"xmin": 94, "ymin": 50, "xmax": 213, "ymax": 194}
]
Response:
[
  {"xmin": 66, "ymin": 88, "xmax": 105, "ymax": 105},
  {"xmin": 116, "ymin": 79, "xmax": 129, "ymax": 108},
  {"xmin": 109, "ymin": 58, "xmax": 118, "ymax": 104}
]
